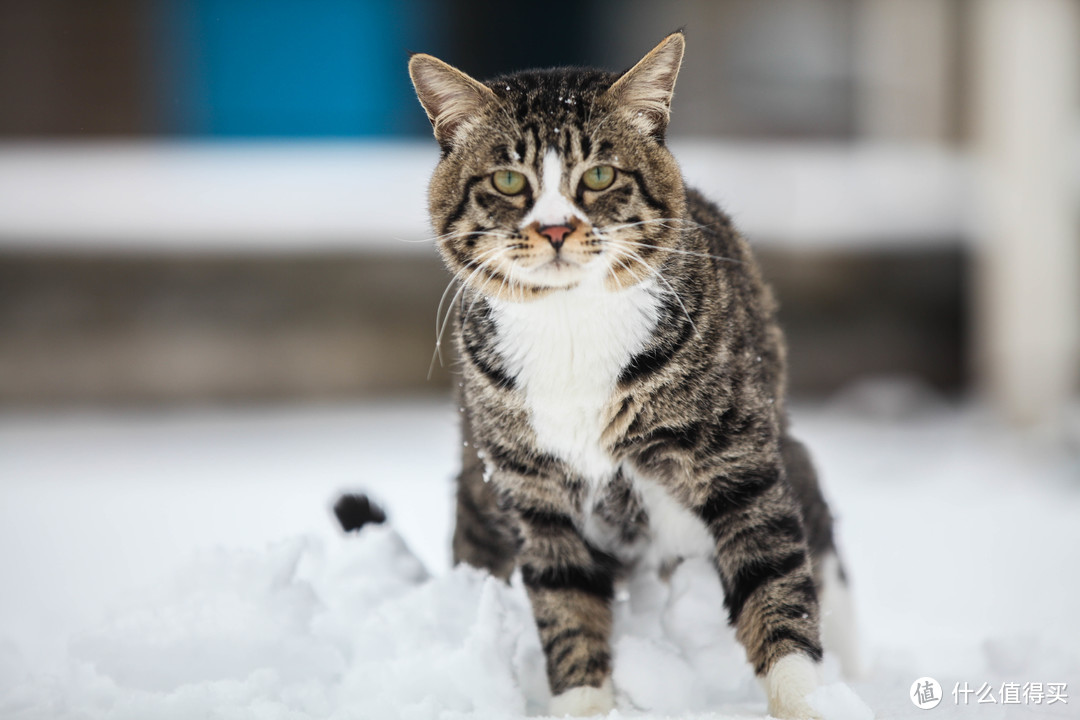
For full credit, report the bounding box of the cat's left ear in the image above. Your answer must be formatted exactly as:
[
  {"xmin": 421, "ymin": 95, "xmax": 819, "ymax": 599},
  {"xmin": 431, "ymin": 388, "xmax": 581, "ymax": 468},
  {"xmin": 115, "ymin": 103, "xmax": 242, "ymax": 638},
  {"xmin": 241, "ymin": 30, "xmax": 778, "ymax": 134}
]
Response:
[
  {"xmin": 604, "ymin": 31, "xmax": 685, "ymax": 138},
  {"xmin": 409, "ymin": 53, "xmax": 496, "ymax": 148}
]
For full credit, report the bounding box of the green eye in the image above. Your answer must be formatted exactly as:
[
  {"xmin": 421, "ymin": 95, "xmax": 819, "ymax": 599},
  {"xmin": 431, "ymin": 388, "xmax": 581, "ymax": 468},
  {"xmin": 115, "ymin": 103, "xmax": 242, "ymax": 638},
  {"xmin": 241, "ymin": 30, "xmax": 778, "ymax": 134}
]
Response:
[
  {"xmin": 582, "ymin": 165, "xmax": 615, "ymax": 191},
  {"xmin": 492, "ymin": 170, "xmax": 526, "ymax": 195}
]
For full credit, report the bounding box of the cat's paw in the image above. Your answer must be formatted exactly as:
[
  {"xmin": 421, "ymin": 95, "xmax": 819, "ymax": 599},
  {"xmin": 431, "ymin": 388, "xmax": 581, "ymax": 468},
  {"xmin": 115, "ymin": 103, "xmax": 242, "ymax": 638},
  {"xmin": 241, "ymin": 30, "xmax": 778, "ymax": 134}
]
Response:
[
  {"xmin": 549, "ymin": 678, "xmax": 615, "ymax": 717},
  {"xmin": 764, "ymin": 653, "xmax": 823, "ymax": 719}
]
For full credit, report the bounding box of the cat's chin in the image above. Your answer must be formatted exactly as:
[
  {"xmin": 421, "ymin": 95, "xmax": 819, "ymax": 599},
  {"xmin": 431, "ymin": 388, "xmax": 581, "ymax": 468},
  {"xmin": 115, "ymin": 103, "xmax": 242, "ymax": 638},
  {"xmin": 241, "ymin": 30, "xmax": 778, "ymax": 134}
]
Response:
[{"xmin": 521, "ymin": 259, "xmax": 591, "ymax": 289}]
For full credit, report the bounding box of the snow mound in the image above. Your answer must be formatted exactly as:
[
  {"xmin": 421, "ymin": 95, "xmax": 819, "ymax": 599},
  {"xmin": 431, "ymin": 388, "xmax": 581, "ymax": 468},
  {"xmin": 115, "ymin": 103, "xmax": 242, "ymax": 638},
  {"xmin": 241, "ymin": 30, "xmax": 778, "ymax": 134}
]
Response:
[
  {"xmin": 1, "ymin": 526, "xmax": 833, "ymax": 719},
  {"xmin": 5, "ymin": 399, "xmax": 1079, "ymax": 719},
  {"xmin": 805, "ymin": 683, "xmax": 874, "ymax": 720}
]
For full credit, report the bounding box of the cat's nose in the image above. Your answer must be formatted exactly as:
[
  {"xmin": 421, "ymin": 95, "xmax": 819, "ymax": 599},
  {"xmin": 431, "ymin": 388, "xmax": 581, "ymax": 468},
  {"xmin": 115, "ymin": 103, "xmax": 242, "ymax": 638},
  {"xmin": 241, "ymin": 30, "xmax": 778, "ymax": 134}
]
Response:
[{"xmin": 538, "ymin": 224, "xmax": 572, "ymax": 250}]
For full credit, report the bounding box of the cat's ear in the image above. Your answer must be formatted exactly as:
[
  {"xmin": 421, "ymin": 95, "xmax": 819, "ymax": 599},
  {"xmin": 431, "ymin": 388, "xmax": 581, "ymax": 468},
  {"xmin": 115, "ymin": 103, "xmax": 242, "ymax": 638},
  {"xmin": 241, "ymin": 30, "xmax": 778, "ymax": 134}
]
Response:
[
  {"xmin": 408, "ymin": 53, "xmax": 496, "ymax": 148},
  {"xmin": 604, "ymin": 31, "xmax": 685, "ymax": 138}
]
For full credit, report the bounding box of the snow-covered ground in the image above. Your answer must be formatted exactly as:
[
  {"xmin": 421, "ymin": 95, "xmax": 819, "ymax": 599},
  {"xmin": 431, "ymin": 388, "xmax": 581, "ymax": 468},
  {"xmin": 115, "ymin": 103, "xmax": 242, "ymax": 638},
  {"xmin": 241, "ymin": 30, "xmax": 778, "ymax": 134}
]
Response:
[{"xmin": 1, "ymin": 387, "xmax": 1077, "ymax": 719}]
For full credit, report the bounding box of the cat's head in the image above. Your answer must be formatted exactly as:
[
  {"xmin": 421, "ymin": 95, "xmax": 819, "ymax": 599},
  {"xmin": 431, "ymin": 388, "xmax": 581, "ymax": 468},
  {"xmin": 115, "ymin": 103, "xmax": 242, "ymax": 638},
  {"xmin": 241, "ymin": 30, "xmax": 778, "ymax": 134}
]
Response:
[{"xmin": 409, "ymin": 33, "xmax": 687, "ymax": 301}]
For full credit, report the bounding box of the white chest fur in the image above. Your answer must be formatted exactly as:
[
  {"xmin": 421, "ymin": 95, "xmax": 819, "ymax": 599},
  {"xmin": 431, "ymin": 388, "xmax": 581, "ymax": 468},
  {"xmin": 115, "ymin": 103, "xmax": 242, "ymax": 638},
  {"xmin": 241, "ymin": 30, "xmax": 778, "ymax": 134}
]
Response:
[
  {"xmin": 490, "ymin": 280, "xmax": 661, "ymax": 483},
  {"xmin": 631, "ymin": 473, "xmax": 715, "ymax": 564}
]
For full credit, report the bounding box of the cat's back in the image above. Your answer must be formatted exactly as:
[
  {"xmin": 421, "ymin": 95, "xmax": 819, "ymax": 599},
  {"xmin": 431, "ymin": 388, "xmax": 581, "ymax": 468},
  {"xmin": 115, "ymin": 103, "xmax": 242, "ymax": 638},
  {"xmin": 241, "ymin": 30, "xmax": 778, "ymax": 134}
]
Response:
[
  {"xmin": 683, "ymin": 185, "xmax": 781, "ymax": 342},
  {"xmin": 685, "ymin": 186, "xmax": 757, "ymax": 277}
]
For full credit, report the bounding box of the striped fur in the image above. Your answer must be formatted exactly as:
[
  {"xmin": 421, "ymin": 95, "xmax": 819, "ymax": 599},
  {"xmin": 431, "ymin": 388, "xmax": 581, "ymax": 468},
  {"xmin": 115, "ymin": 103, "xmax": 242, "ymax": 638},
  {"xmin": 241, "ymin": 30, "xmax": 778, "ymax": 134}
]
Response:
[{"xmin": 411, "ymin": 32, "xmax": 851, "ymax": 718}]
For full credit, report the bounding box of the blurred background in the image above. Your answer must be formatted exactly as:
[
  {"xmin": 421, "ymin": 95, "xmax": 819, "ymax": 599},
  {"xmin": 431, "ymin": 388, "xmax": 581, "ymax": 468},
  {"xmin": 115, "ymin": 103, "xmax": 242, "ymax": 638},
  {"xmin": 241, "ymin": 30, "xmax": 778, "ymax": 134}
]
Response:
[{"xmin": 0, "ymin": 0, "xmax": 1076, "ymax": 426}]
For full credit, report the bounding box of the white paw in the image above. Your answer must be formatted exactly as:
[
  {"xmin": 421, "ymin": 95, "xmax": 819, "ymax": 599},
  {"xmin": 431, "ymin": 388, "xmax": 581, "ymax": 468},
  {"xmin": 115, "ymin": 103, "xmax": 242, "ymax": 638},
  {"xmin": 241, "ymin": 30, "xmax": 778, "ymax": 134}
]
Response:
[
  {"xmin": 549, "ymin": 678, "xmax": 615, "ymax": 717},
  {"xmin": 763, "ymin": 653, "xmax": 823, "ymax": 719}
]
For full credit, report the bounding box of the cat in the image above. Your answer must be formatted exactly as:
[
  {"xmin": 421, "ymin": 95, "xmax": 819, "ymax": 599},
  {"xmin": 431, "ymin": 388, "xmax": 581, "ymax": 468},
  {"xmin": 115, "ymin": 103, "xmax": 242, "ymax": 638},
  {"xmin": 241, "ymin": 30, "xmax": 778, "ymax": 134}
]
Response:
[{"xmin": 404, "ymin": 31, "xmax": 859, "ymax": 718}]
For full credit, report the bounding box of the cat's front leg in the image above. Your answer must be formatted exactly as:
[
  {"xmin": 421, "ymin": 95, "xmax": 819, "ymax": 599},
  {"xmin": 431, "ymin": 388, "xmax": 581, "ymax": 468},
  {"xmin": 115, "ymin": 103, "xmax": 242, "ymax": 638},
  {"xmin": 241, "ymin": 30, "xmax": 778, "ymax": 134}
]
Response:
[
  {"xmin": 696, "ymin": 462, "xmax": 825, "ymax": 720},
  {"xmin": 514, "ymin": 497, "xmax": 618, "ymax": 717}
]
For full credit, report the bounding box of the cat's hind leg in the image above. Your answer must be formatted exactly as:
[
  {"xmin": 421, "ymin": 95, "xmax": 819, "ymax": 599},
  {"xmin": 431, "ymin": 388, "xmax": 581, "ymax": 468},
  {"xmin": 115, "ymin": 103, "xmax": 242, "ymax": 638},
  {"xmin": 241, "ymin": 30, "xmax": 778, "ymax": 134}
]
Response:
[
  {"xmin": 452, "ymin": 413, "xmax": 519, "ymax": 580},
  {"xmin": 782, "ymin": 435, "xmax": 863, "ymax": 680},
  {"xmin": 452, "ymin": 463, "xmax": 519, "ymax": 580}
]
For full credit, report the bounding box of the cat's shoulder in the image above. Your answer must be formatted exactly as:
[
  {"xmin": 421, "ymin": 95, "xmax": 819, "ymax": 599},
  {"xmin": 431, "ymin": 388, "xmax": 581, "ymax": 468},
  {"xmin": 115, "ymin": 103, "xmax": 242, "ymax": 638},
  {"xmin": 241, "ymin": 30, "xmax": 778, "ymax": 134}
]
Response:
[
  {"xmin": 684, "ymin": 186, "xmax": 735, "ymax": 235},
  {"xmin": 683, "ymin": 185, "xmax": 746, "ymax": 258}
]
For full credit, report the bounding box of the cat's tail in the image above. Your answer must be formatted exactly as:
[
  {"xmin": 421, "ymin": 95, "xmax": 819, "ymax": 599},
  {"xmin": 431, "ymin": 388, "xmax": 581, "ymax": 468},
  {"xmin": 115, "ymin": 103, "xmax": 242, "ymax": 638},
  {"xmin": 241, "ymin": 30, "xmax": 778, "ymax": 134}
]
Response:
[
  {"xmin": 331, "ymin": 492, "xmax": 432, "ymax": 585},
  {"xmin": 333, "ymin": 492, "xmax": 388, "ymax": 532}
]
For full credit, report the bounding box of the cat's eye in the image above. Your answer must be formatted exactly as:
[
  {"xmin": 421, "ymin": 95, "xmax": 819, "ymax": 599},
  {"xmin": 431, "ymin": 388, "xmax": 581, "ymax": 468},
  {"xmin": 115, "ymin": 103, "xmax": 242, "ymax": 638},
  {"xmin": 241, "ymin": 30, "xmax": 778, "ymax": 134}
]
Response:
[
  {"xmin": 582, "ymin": 165, "xmax": 616, "ymax": 191},
  {"xmin": 492, "ymin": 170, "xmax": 527, "ymax": 195}
]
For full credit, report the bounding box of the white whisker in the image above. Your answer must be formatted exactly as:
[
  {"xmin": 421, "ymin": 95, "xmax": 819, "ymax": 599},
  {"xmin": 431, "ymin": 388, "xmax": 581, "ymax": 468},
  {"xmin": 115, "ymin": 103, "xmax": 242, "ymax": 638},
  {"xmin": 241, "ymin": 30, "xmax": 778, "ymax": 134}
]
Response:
[
  {"xmin": 434, "ymin": 244, "xmax": 503, "ymax": 344},
  {"xmin": 616, "ymin": 238, "xmax": 746, "ymax": 266},
  {"xmin": 600, "ymin": 217, "xmax": 707, "ymax": 234},
  {"xmin": 595, "ymin": 224, "xmax": 746, "ymax": 266},
  {"xmin": 606, "ymin": 244, "xmax": 698, "ymax": 335},
  {"xmin": 395, "ymin": 228, "xmax": 515, "ymax": 246},
  {"xmin": 429, "ymin": 245, "xmax": 510, "ymax": 379}
]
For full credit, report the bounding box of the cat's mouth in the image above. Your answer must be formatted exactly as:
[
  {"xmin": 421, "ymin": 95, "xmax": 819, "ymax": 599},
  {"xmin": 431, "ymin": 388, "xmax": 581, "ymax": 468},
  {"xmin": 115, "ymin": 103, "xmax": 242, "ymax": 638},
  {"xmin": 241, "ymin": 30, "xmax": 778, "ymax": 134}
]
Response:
[
  {"xmin": 523, "ymin": 255, "xmax": 587, "ymax": 288},
  {"xmin": 543, "ymin": 257, "xmax": 576, "ymax": 270}
]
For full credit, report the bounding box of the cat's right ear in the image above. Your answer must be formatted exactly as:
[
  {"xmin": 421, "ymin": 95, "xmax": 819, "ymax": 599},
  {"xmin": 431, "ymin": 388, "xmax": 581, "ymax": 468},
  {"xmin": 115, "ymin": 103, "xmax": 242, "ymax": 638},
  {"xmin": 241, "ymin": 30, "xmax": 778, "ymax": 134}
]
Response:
[
  {"xmin": 408, "ymin": 54, "xmax": 496, "ymax": 148},
  {"xmin": 604, "ymin": 31, "xmax": 685, "ymax": 139}
]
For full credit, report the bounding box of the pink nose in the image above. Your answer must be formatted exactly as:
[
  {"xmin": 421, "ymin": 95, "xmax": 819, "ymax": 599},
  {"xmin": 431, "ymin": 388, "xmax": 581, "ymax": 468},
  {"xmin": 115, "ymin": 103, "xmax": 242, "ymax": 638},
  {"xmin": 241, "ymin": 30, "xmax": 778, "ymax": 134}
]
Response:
[{"xmin": 539, "ymin": 224, "xmax": 572, "ymax": 249}]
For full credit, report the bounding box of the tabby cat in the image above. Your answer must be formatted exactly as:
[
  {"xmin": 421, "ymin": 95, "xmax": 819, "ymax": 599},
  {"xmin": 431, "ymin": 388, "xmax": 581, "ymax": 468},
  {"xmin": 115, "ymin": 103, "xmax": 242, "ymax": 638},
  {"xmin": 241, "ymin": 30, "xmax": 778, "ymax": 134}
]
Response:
[{"xmin": 407, "ymin": 32, "xmax": 858, "ymax": 718}]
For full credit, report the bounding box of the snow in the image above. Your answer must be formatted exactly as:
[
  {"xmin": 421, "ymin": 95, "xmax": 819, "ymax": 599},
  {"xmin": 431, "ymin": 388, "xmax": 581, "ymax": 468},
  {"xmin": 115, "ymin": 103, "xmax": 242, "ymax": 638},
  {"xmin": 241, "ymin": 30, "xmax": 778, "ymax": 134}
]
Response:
[
  {"xmin": 1, "ymin": 391, "xmax": 1078, "ymax": 719},
  {"xmin": 806, "ymin": 684, "xmax": 873, "ymax": 720}
]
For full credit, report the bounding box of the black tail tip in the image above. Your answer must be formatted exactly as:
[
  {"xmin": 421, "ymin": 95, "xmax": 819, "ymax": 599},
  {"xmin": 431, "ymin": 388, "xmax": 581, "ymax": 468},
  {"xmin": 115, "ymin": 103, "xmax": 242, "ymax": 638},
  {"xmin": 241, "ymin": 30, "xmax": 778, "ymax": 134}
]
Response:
[{"xmin": 334, "ymin": 493, "xmax": 387, "ymax": 532}]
